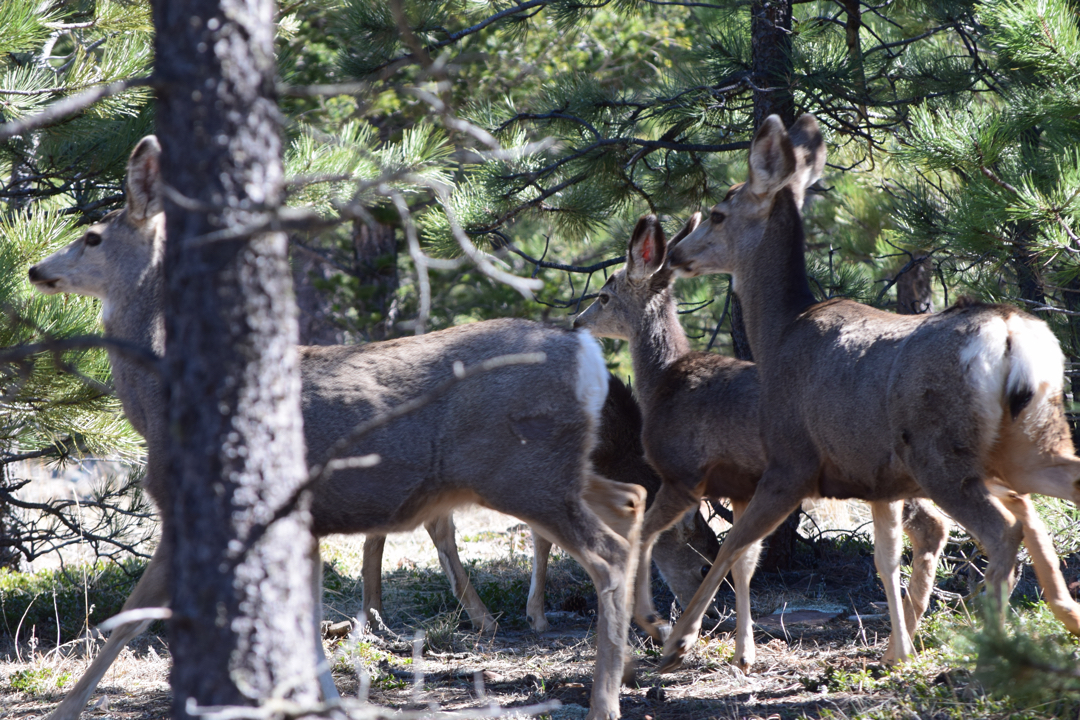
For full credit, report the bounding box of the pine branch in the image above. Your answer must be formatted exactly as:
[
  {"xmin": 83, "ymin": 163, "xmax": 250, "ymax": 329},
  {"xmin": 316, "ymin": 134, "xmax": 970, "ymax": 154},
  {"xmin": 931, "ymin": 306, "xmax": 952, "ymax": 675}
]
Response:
[{"xmin": 0, "ymin": 76, "xmax": 154, "ymax": 141}]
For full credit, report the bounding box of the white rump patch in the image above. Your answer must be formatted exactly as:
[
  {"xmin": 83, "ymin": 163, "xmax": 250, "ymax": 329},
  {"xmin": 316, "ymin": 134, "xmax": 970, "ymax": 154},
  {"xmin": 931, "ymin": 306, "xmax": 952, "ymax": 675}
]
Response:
[
  {"xmin": 574, "ymin": 329, "xmax": 609, "ymax": 424},
  {"xmin": 959, "ymin": 318, "xmax": 1009, "ymax": 447},
  {"xmin": 1005, "ymin": 314, "xmax": 1065, "ymax": 431}
]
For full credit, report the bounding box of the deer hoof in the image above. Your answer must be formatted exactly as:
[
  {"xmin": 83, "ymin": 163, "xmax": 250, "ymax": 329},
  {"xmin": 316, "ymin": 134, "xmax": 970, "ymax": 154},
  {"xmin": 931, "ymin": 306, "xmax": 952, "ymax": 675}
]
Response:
[
  {"xmin": 657, "ymin": 636, "xmax": 692, "ymax": 674},
  {"xmin": 527, "ymin": 614, "xmax": 550, "ymax": 634}
]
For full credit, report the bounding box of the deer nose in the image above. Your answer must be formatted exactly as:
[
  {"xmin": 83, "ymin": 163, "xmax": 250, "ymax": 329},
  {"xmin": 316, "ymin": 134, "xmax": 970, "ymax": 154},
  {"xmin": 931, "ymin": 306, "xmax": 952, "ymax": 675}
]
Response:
[
  {"xmin": 572, "ymin": 316, "xmax": 583, "ymax": 329},
  {"xmin": 28, "ymin": 265, "xmax": 42, "ymax": 282}
]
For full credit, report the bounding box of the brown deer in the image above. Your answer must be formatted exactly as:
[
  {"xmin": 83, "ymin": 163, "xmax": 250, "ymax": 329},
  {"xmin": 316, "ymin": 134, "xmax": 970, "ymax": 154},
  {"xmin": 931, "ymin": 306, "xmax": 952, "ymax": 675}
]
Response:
[
  {"xmin": 574, "ymin": 213, "xmax": 949, "ymax": 668},
  {"xmin": 359, "ymin": 374, "xmax": 720, "ymax": 636},
  {"xmin": 29, "ymin": 136, "xmax": 645, "ymax": 720},
  {"xmin": 661, "ymin": 112, "xmax": 1080, "ymax": 673}
]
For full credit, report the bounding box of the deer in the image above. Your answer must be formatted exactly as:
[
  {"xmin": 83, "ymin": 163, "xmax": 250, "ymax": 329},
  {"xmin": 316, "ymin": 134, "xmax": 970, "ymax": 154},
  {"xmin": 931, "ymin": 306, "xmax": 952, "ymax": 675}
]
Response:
[
  {"xmin": 659, "ymin": 112, "xmax": 1080, "ymax": 673},
  {"xmin": 574, "ymin": 213, "xmax": 950, "ymax": 669},
  {"xmin": 28, "ymin": 136, "xmax": 645, "ymax": 720},
  {"xmin": 359, "ymin": 373, "xmax": 720, "ymax": 636}
]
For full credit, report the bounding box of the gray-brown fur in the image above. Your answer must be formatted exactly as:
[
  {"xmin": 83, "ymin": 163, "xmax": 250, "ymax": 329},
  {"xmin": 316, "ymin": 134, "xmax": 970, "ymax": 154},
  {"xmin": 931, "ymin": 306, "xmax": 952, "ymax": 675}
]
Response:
[
  {"xmin": 29, "ymin": 138, "xmax": 644, "ymax": 720},
  {"xmin": 360, "ymin": 375, "xmax": 721, "ymax": 636},
  {"xmin": 663, "ymin": 112, "xmax": 1080, "ymax": 673},
  {"xmin": 574, "ymin": 213, "xmax": 948, "ymax": 669}
]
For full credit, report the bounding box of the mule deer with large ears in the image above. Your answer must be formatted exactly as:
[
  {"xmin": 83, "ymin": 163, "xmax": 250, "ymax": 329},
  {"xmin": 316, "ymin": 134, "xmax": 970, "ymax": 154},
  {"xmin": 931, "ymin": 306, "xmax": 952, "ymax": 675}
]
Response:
[
  {"xmin": 575, "ymin": 213, "xmax": 949, "ymax": 669},
  {"xmin": 29, "ymin": 137, "xmax": 646, "ymax": 720},
  {"xmin": 662, "ymin": 113, "xmax": 1080, "ymax": 673}
]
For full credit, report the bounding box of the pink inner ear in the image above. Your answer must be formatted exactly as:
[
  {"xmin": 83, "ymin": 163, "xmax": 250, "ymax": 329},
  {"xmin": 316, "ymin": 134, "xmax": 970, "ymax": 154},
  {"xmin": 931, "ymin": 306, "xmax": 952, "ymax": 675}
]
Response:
[{"xmin": 641, "ymin": 239, "xmax": 652, "ymax": 264}]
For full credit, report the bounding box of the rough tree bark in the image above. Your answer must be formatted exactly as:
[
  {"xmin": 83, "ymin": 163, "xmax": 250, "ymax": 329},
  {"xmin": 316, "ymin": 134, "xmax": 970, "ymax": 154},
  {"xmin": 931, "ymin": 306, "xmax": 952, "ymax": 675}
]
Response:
[
  {"xmin": 748, "ymin": 0, "xmax": 801, "ymax": 572},
  {"xmin": 896, "ymin": 257, "xmax": 934, "ymax": 315},
  {"xmin": 153, "ymin": 0, "xmax": 320, "ymax": 716}
]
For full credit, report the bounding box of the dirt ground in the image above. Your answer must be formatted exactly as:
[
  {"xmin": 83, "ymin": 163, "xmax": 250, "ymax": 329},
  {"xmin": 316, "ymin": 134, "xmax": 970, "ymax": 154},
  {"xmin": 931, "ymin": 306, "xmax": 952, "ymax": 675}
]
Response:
[{"xmin": 0, "ymin": 503, "xmax": 1072, "ymax": 720}]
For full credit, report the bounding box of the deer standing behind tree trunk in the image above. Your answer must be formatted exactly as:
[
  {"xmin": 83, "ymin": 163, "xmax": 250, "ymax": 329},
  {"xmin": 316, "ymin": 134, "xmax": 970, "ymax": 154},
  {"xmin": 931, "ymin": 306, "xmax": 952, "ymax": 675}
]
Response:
[
  {"xmin": 360, "ymin": 373, "xmax": 721, "ymax": 636},
  {"xmin": 663, "ymin": 113, "xmax": 1080, "ymax": 673},
  {"xmin": 574, "ymin": 213, "xmax": 950, "ymax": 668},
  {"xmin": 28, "ymin": 137, "xmax": 644, "ymax": 720}
]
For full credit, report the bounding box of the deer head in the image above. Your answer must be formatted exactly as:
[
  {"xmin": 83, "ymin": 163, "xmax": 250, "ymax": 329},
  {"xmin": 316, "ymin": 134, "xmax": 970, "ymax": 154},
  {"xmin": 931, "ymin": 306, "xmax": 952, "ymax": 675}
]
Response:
[
  {"xmin": 28, "ymin": 136, "xmax": 164, "ymax": 305},
  {"xmin": 668, "ymin": 114, "xmax": 825, "ymax": 281},
  {"xmin": 574, "ymin": 213, "xmax": 702, "ymax": 341}
]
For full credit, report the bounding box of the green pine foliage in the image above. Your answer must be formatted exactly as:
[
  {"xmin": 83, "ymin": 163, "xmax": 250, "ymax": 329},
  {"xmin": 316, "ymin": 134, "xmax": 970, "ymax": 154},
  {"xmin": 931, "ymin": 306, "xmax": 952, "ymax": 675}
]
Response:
[{"xmin": 1, "ymin": 1, "xmax": 152, "ymax": 568}]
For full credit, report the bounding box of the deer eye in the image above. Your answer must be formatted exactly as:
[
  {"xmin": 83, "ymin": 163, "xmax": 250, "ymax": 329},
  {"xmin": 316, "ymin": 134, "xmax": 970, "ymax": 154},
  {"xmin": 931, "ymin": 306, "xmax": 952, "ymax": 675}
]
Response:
[
  {"xmin": 84, "ymin": 231, "xmax": 102, "ymax": 247},
  {"xmin": 599, "ymin": 293, "xmax": 610, "ymax": 305},
  {"xmin": 711, "ymin": 210, "xmax": 726, "ymax": 225}
]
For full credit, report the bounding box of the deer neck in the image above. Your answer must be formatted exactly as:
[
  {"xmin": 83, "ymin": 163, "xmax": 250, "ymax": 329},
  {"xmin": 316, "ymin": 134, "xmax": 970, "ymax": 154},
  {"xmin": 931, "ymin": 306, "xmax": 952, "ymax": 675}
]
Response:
[
  {"xmin": 101, "ymin": 255, "xmax": 166, "ymax": 439},
  {"xmin": 629, "ymin": 286, "xmax": 690, "ymax": 405},
  {"xmin": 735, "ymin": 187, "xmax": 817, "ymax": 365}
]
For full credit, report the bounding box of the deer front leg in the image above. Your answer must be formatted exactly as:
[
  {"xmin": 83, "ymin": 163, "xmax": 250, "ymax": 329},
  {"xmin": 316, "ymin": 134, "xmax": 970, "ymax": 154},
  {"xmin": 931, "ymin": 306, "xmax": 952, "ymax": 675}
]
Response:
[
  {"xmin": 47, "ymin": 543, "xmax": 170, "ymax": 720},
  {"xmin": 426, "ymin": 515, "xmax": 498, "ymax": 634},
  {"xmin": 633, "ymin": 483, "xmax": 698, "ymax": 642},
  {"xmin": 899, "ymin": 498, "xmax": 948, "ymax": 645},
  {"xmin": 873, "ymin": 500, "xmax": 912, "ymax": 664},
  {"xmin": 527, "ymin": 530, "xmax": 553, "ymax": 632},
  {"xmin": 660, "ymin": 475, "xmax": 803, "ymax": 674},
  {"xmin": 729, "ymin": 499, "xmax": 762, "ymax": 670},
  {"xmin": 361, "ymin": 534, "xmax": 386, "ymax": 627}
]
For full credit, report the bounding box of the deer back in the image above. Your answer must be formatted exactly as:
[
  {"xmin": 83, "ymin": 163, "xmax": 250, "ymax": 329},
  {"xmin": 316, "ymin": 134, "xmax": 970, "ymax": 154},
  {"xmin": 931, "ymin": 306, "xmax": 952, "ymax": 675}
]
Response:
[{"xmin": 302, "ymin": 318, "xmax": 609, "ymax": 536}]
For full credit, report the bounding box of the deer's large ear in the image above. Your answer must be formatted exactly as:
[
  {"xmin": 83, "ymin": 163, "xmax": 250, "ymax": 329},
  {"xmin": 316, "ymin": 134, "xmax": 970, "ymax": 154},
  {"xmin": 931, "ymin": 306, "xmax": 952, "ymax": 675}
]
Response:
[
  {"xmin": 126, "ymin": 136, "xmax": 162, "ymax": 222},
  {"xmin": 747, "ymin": 115, "xmax": 797, "ymax": 197},
  {"xmin": 667, "ymin": 212, "xmax": 702, "ymax": 251},
  {"xmin": 627, "ymin": 215, "xmax": 666, "ymax": 282},
  {"xmin": 787, "ymin": 113, "xmax": 826, "ymax": 205}
]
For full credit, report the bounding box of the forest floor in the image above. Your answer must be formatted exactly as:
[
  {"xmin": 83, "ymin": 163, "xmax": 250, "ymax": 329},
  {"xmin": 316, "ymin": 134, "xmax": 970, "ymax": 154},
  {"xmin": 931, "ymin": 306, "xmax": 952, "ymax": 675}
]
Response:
[{"xmin": 1, "ymin": 504, "xmax": 1078, "ymax": 720}]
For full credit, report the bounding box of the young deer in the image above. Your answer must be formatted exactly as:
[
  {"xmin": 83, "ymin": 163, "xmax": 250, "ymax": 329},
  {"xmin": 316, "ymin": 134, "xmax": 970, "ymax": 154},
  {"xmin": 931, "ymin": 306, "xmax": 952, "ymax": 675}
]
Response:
[
  {"xmin": 29, "ymin": 136, "xmax": 645, "ymax": 720},
  {"xmin": 574, "ymin": 214, "xmax": 949, "ymax": 668},
  {"xmin": 662, "ymin": 113, "xmax": 1080, "ymax": 673},
  {"xmin": 360, "ymin": 374, "xmax": 720, "ymax": 636}
]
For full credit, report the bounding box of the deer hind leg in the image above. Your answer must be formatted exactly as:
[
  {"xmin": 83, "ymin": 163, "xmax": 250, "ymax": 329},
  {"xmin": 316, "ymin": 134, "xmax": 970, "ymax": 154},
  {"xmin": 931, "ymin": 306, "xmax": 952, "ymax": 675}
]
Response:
[
  {"xmin": 872, "ymin": 500, "xmax": 912, "ymax": 664},
  {"xmin": 632, "ymin": 482, "xmax": 700, "ymax": 642},
  {"xmin": 425, "ymin": 515, "xmax": 498, "ymax": 634},
  {"xmin": 527, "ymin": 530, "xmax": 553, "ymax": 632},
  {"xmin": 361, "ymin": 534, "xmax": 386, "ymax": 627},
  {"xmin": 993, "ymin": 489, "xmax": 1080, "ymax": 636},
  {"xmin": 46, "ymin": 542, "xmax": 171, "ymax": 720},
  {"xmin": 532, "ymin": 474, "xmax": 645, "ymax": 720},
  {"xmin": 660, "ymin": 469, "xmax": 805, "ymax": 674},
  {"xmin": 729, "ymin": 499, "xmax": 762, "ymax": 670},
  {"xmin": 918, "ymin": 465, "xmax": 1023, "ymax": 625},
  {"xmin": 899, "ymin": 498, "xmax": 948, "ymax": 645}
]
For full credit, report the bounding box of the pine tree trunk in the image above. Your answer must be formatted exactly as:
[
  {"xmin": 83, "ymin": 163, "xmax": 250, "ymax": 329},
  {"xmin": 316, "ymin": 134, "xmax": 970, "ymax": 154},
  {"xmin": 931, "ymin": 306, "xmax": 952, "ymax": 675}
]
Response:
[
  {"xmin": 750, "ymin": 0, "xmax": 799, "ymax": 572},
  {"xmin": 153, "ymin": 1, "xmax": 320, "ymax": 716},
  {"xmin": 352, "ymin": 219, "xmax": 398, "ymax": 340},
  {"xmin": 896, "ymin": 257, "xmax": 934, "ymax": 315}
]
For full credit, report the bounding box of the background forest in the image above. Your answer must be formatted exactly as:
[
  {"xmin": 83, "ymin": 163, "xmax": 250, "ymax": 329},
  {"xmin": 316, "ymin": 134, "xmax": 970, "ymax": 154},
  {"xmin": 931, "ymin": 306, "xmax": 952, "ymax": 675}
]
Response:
[{"xmin": 2, "ymin": 0, "xmax": 1080, "ymax": 716}]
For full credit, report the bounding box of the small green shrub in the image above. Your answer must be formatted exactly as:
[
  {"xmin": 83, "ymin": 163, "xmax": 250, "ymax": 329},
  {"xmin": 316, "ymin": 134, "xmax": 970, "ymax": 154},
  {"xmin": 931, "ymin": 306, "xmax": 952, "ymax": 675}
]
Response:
[{"xmin": 8, "ymin": 667, "xmax": 71, "ymax": 694}]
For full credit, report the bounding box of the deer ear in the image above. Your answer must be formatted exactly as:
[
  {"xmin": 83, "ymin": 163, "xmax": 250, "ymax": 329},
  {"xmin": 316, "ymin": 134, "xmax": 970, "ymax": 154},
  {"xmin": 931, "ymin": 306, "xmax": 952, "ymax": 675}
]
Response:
[
  {"xmin": 747, "ymin": 115, "xmax": 797, "ymax": 197},
  {"xmin": 667, "ymin": 212, "xmax": 702, "ymax": 251},
  {"xmin": 127, "ymin": 136, "xmax": 162, "ymax": 222},
  {"xmin": 627, "ymin": 215, "xmax": 666, "ymax": 282},
  {"xmin": 787, "ymin": 113, "xmax": 826, "ymax": 205}
]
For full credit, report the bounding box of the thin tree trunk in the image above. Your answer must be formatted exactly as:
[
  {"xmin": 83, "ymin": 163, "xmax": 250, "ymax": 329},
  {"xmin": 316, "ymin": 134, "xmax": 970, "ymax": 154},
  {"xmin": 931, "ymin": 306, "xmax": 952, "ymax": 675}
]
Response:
[
  {"xmin": 896, "ymin": 257, "xmax": 933, "ymax": 315},
  {"xmin": 750, "ymin": 0, "xmax": 799, "ymax": 572},
  {"xmin": 352, "ymin": 219, "xmax": 398, "ymax": 340},
  {"xmin": 153, "ymin": 0, "xmax": 319, "ymax": 716}
]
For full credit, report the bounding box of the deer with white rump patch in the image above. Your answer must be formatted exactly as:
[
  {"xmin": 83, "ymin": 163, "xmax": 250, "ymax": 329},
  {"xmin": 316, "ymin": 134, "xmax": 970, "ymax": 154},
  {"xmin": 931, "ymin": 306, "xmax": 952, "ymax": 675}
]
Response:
[
  {"xmin": 359, "ymin": 373, "xmax": 721, "ymax": 637},
  {"xmin": 661, "ymin": 112, "xmax": 1080, "ymax": 673},
  {"xmin": 575, "ymin": 213, "xmax": 950, "ymax": 669},
  {"xmin": 29, "ymin": 136, "xmax": 644, "ymax": 720}
]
